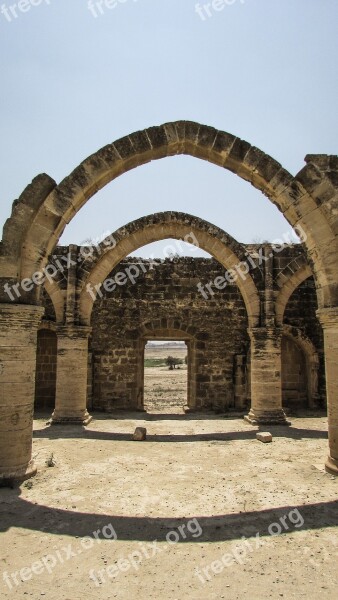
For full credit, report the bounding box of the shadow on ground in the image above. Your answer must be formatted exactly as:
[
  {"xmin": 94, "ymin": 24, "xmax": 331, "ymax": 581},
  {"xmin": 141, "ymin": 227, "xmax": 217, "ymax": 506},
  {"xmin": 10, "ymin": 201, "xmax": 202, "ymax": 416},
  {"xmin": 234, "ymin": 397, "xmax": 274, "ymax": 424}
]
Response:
[
  {"xmin": 33, "ymin": 425, "xmax": 328, "ymax": 443},
  {"xmin": 35, "ymin": 410, "xmax": 327, "ymax": 422},
  {"xmin": 0, "ymin": 486, "xmax": 337, "ymax": 543}
]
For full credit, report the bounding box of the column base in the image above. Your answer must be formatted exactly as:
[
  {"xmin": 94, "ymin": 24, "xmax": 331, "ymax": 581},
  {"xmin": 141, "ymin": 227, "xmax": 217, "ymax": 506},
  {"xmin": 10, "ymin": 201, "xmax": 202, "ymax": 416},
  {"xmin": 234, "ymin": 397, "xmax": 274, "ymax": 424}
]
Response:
[
  {"xmin": 244, "ymin": 408, "xmax": 291, "ymax": 426},
  {"xmin": 51, "ymin": 410, "xmax": 92, "ymax": 426},
  {"xmin": 0, "ymin": 460, "xmax": 37, "ymax": 485},
  {"xmin": 184, "ymin": 405, "xmax": 199, "ymax": 413},
  {"xmin": 325, "ymin": 456, "xmax": 338, "ymax": 476}
]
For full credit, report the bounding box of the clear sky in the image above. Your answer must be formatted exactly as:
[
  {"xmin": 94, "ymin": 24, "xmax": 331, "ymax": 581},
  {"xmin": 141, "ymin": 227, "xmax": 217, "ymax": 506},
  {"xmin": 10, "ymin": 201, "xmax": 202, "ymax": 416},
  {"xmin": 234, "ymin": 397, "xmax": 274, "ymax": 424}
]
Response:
[{"xmin": 0, "ymin": 0, "xmax": 337, "ymax": 258}]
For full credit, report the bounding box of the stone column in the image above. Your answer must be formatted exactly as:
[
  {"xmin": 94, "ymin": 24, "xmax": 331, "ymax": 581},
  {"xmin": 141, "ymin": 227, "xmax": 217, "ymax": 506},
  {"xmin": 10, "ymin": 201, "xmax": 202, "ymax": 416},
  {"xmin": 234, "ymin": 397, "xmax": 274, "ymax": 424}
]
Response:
[
  {"xmin": 245, "ymin": 326, "xmax": 290, "ymax": 425},
  {"xmin": 317, "ymin": 308, "xmax": 338, "ymax": 475},
  {"xmin": 52, "ymin": 325, "xmax": 92, "ymax": 425},
  {"xmin": 0, "ymin": 304, "xmax": 44, "ymax": 482}
]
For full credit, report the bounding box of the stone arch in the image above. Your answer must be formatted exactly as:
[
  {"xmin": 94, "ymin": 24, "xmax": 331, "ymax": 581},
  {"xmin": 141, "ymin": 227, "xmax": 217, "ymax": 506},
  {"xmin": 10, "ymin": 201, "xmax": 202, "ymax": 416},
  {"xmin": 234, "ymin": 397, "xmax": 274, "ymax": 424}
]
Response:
[
  {"xmin": 77, "ymin": 211, "xmax": 260, "ymax": 327},
  {"xmin": 38, "ymin": 319, "xmax": 57, "ymax": 333},
  {"xmin": 43, "ymin": 280, "xmax": 65, "ymax": 324},
  {"xmin": 275, "ymin": 257, "xmax": 313, "ymax": 325},
  {"xmin": 139, "ymin": 318, "xmax": 196, "ymax": 340},
  {"xmin": 276, "ymin": 254, "xmax": 311, "ymax": 290},
  {"xmin": 282, "ymin": 324, "xmax": 320, "ymax": 408},
  {"xmin": 1, "ymin": 122, "xmax": 337, "ymax": 309},
  {"xmin": 1, "ymin": 123, "xmax": 338, "ymax": 480}
]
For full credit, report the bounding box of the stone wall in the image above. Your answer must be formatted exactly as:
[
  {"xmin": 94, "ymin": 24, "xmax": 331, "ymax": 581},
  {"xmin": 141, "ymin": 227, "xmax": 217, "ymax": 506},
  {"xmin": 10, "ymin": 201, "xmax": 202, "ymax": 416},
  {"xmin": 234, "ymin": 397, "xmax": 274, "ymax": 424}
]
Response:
[
  {"xmin": 86, "ymin": 255, "xmax": 324, "ymax": 412},
  {"xmin": 283, "ymin": 277, "xmax": 326, "ymax": 403},
  {"xmin": 90, "ymin": 257, "xmax": 249, "ymax": 411},
  {"xmin": 37, "ymin": 248, "xmax": 326, "ymax": 413},
  {"xmin": 282, "ymin": 336, "xmax": 307, "ymax": 407},
  {"xmin": 34, "ymin": 328, "xmax": 57, "ymax": 410}
]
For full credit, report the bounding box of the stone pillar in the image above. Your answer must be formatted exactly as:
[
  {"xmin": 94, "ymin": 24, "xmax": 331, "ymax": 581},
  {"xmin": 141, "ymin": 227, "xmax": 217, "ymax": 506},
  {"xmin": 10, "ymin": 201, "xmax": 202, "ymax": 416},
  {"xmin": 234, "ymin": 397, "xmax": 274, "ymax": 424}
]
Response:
[
  {"xmin": 317, "ymin": 308, "xmax": 338, "ymax": 475},
  {"xmin": 245, "ymin": 327, "xmax": 290, "ymax": 425},
  {"xmin": 0, "ymin": 304, "xmax": 44, "ymax": 482},
  {"xmin": 52, "ymin": 325, "xmax": 92, "ymax": 425}
]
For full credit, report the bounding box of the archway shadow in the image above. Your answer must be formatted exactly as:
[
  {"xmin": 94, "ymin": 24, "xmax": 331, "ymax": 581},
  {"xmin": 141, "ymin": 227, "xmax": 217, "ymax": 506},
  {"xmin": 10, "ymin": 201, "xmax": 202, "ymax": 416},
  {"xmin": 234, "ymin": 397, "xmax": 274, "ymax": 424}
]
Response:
[{"xmin": 0, "ymin": 487, "xmax": 337, "ymax": 543}]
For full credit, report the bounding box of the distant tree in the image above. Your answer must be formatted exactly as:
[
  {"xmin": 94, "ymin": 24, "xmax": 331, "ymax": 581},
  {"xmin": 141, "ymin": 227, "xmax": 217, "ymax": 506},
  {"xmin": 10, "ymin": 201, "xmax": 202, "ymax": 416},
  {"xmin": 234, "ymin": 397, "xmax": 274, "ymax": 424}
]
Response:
[
  {"xmin": 166, "ymin": 356, "xmax": 183, "ymax": 370},
  {"xmin": 166, "ymin": 356, "xmax": 175, "ymax": 370}
]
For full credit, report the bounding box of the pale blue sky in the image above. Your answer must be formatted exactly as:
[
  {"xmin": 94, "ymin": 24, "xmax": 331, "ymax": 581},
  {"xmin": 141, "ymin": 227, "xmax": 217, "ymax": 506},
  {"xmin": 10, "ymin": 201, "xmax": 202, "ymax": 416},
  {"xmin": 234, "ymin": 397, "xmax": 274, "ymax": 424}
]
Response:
[{"xmin": 0, "ymin": 0, "xmax": 337, "ymax": 257}]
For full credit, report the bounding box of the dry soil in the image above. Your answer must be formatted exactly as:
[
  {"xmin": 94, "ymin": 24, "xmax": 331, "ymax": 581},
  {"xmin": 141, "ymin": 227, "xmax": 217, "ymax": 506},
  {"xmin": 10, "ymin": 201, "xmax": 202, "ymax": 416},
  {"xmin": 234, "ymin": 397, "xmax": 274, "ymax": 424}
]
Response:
[{"xmin": 0, "ymin": 349, "xmax": 337, "ymax": 599}]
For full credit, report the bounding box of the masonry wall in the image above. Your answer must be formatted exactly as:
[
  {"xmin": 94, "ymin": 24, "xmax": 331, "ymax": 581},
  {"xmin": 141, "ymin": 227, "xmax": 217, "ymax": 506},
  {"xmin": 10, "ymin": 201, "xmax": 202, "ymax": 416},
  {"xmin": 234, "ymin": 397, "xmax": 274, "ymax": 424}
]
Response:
[
  {"xmin": 34, "ymin": 329, "xmax": 57, "ymax": 410},
  {"xmin": 90, "ymin": 258, "xmax": 250, "ymax": 411},
  {"xmin": 37, "ymin": 247, "xmax": 326, "ymax": 412},
  {"xmin": 283, "ymin": 277, "xmax": 326, "ymax": 403},
  {"xmin": 282, "ymin": 337, "xmax": 308, "ymax": 406}
]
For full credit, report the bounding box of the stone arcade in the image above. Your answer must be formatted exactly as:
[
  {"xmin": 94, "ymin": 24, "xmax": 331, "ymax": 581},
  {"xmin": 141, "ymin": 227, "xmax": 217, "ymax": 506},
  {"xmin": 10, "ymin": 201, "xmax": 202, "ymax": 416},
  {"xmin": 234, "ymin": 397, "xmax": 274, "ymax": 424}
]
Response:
[
  {"xmin": 36, "ymin": 238, "xmax": 324, "ymax": 416},
  {"xmin": 0, "ymin": 121, "xmax": 337, "ymax": 481}
]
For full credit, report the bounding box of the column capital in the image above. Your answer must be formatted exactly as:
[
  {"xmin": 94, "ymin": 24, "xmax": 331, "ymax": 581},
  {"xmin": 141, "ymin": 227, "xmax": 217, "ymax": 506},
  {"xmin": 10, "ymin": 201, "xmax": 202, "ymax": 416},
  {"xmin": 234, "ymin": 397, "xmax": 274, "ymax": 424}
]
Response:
[
  {"xmin": 56, "ymin": 324, "xmax": 92, "ymax": 339},
  {"xmin": 316, "ymin": 307, "xmax": 338, "ymax": 328},
  {"xmin": 247, "ymin": 325, "xmax": 283, "ymax": 341}
]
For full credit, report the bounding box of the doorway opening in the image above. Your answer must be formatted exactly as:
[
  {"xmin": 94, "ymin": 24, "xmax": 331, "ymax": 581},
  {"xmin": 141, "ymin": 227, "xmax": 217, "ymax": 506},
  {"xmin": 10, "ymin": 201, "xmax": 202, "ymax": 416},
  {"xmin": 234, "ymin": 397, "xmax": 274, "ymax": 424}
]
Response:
[{"xmin": 143, "ymin": 340, "xmax": 188, "ymax": 413}]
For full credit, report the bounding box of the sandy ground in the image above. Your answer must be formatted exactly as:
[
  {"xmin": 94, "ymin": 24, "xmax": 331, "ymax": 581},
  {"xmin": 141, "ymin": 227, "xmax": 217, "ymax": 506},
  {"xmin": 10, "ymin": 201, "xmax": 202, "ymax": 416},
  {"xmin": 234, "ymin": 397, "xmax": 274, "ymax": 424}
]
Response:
[{"xmin": 0, "ymin": 356, "xmax": 337, "ymax": 599}]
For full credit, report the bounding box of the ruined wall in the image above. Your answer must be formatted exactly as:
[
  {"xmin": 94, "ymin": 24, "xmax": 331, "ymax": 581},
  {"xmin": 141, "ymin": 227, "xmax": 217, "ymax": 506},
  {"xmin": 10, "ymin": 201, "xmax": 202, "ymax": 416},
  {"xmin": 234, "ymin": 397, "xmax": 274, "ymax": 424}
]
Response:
[
  {"xmin": 34, "ymin": 329, "xmax": 57, "ymax": 410},
  {"xmin": 38, "ymin": 246, "xmax": 326, "ymax": 412},
  {"xmin": 283, "ymin": 277, "xmax": 325, "ymax": 403},
  {"xmin": 282, "ymin": 337, "xmax": 308, "ymax": 407},
  {"xmin": 90, "ymin": 257, "xmax": 250, "ymax": 411}
]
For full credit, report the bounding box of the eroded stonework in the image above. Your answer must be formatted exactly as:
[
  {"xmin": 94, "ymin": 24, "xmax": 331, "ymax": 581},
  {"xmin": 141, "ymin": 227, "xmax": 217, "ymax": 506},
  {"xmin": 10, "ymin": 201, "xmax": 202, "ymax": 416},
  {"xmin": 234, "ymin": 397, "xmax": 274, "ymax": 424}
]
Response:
[
  {"xmin": 1, "ymin": 121, "xmax": 337, "ymax": 478},
  {"xmin": 36, "ymin": 248, "xmax": 325, "ymax": 413}
]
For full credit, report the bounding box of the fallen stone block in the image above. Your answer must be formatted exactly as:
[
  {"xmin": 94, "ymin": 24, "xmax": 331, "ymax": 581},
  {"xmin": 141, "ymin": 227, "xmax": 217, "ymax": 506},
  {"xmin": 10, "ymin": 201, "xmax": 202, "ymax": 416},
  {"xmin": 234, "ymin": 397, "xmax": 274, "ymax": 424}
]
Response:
[
  {"xmin": 256, "ymin": 432, "xmax": 272, "ymax": 443},
  {"xmin": 133, "ymin": 427, "xmax": 147, "ymax": 441}
]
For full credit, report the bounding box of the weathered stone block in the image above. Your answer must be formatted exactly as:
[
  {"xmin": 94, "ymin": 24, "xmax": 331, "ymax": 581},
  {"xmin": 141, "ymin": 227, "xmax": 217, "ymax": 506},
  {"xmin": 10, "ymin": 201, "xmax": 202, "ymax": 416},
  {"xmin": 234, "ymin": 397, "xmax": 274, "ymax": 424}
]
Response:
[
  {"xmin": 256, "ymin": 432, "xmax": 273, "ymax": 443},
  {"xmin": 133, "ymin": 427, "xmax": 147, "ymax": 441}
]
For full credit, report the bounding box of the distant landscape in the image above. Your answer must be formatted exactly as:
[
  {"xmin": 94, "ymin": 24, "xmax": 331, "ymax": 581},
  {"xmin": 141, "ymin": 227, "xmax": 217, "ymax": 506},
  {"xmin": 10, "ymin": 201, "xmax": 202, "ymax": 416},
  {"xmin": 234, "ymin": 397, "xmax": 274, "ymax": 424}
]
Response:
[
  {"xmin": 146, "ymin": 341, "xmax": 186, "ymax": 348},
  {"xmin": 143, "ymin": 344, "xmax": 188, "ymax": 412}
]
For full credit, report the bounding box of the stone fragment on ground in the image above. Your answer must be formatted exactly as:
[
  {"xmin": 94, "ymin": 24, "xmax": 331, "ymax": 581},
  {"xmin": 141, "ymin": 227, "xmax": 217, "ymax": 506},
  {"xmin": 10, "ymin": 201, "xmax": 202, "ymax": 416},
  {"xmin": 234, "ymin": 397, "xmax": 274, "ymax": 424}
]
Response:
[
  {"xmin": 133, "ymin": 427, "xmax": 147, "ymax": 441},
  {"xmin": 256, "ymin": 431, "xmax": 272, "ymax": 443}
]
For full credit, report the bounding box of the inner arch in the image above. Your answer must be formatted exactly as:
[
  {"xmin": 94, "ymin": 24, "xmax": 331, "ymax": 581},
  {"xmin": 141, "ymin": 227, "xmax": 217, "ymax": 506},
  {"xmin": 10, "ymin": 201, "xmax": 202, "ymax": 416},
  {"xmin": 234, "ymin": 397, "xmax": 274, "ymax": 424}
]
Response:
[{"xmin": 78, "ymin": 212, "xmax": 261, "ymax": 328}]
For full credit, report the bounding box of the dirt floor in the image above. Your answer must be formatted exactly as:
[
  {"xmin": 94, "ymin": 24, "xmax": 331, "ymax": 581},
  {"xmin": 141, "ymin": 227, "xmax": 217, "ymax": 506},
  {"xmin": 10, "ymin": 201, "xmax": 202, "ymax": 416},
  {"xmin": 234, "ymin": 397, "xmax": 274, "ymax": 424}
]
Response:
[{"xmin": 0, "ymin": 354, "xmax": 337, "ymax": 599}]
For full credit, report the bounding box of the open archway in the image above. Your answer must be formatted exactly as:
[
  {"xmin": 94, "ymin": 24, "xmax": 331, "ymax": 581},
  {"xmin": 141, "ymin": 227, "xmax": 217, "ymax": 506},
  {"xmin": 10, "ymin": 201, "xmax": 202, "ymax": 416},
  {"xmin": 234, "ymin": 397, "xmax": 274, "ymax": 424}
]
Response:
[
  {"xmin": 77, "ymin": 212, "xmax": 261, "ymax": 327},
  {"xmin": 1, "ymin": 121, "xmax": 338, "ymax": 480},
  {"xmin": 1, "ymin": 122, "xmax": 337, "ymax": 310},
  {"xmin": 282, "ymin": 325, "xmax": 320, "ymax": 409},
  {"xmin": 86, "ymin": 228, "xmax": 252, "ymax": 415}
]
